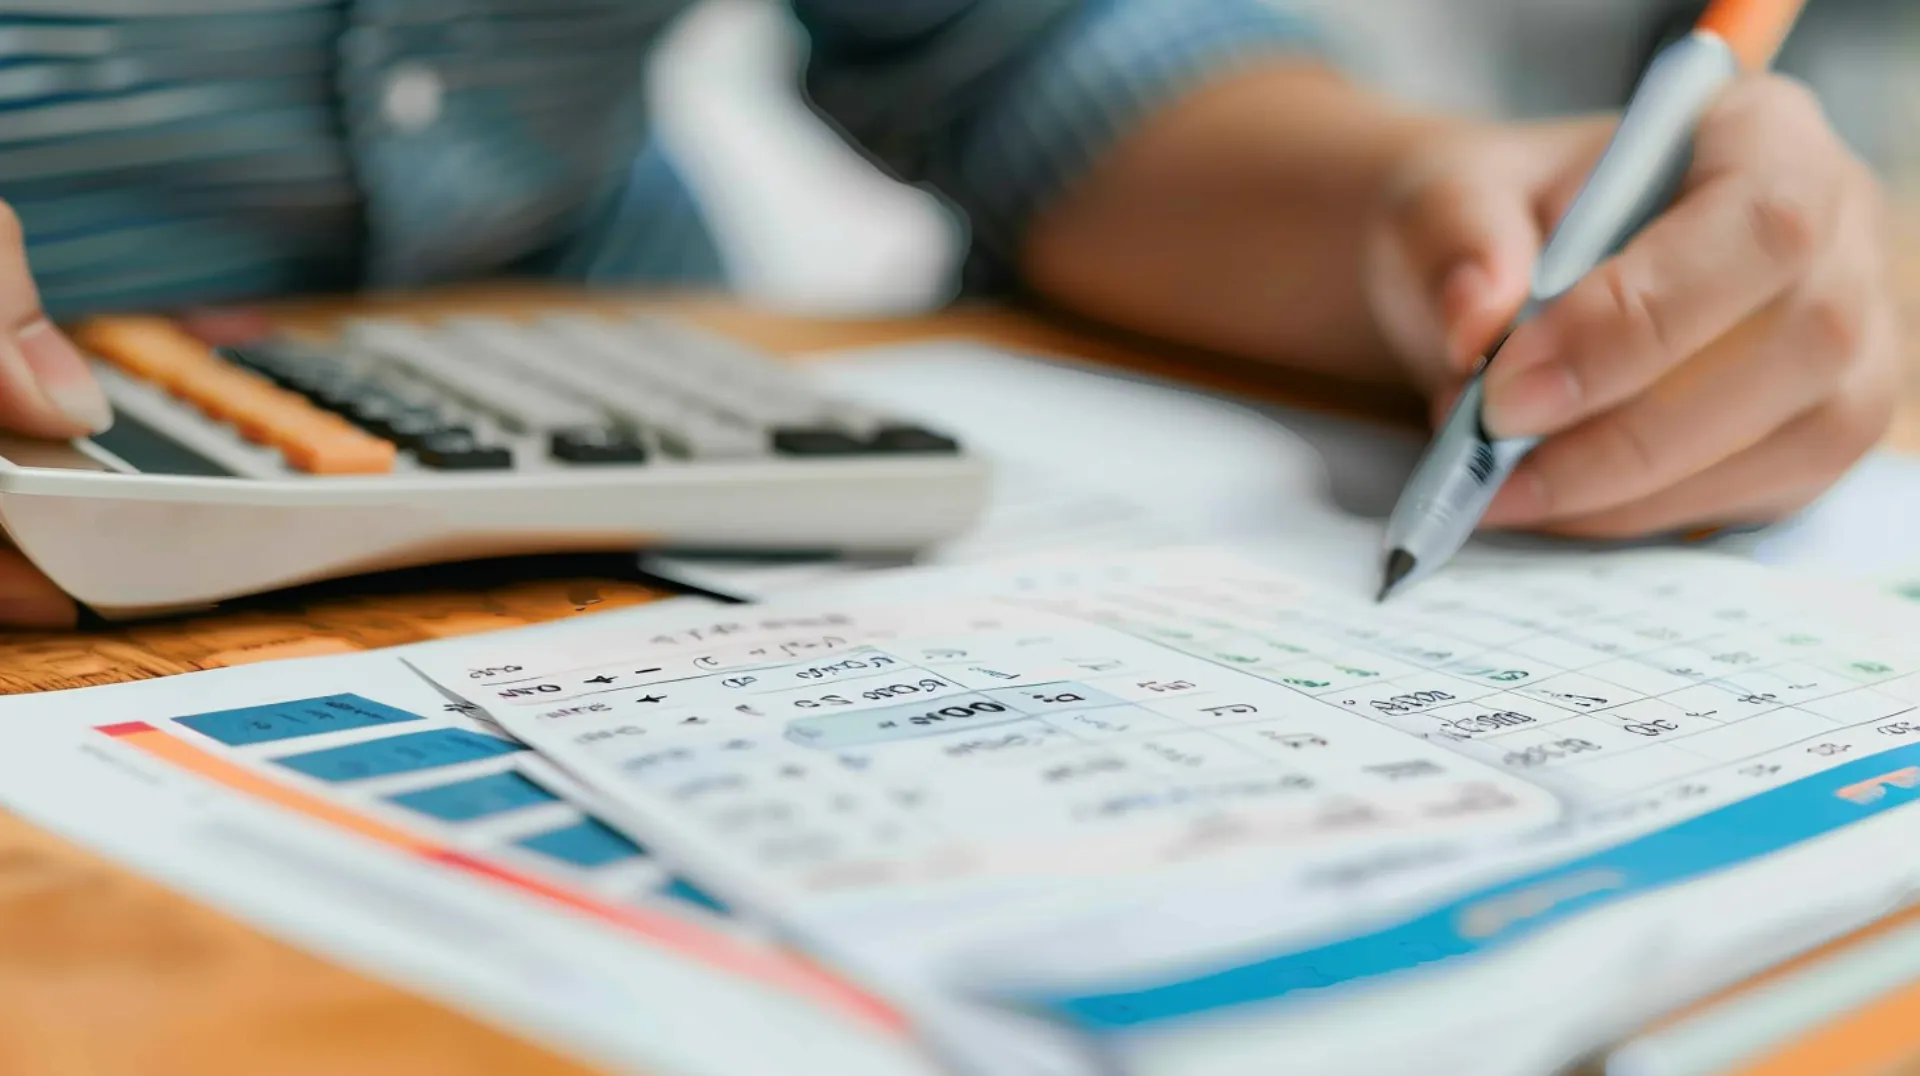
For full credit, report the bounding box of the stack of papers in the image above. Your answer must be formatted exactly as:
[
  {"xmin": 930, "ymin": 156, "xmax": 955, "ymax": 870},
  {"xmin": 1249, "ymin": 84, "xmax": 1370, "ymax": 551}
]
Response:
[
  {"xmin": 401, "ymin": 545, "xmax": 1920, "ymax": 1075},
  {"xmin": 8, "ymin": 539, "xmax": 1920, "ymax": 1074},
  {"xmin": 7, "ymin": 344, "xmax": 1920, "ymax": 1074}
]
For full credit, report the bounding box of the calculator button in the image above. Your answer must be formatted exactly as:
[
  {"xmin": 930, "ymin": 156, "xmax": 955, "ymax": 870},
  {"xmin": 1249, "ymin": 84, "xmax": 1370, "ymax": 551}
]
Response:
[
  {"xmin": 550, "ymin": 426, "xmax": 648, "ymax": 464},
  {"xmin": 339, "ymin": 391, "xmax": 410, "ymax": 436},
  {"xmin": 75, "ymin": 317, "xmax": 208, "ymax": 389},
  {"xmin": 170, "ymin": 365, "xmax": 290, "ymax": 421},
  {"xmin": 532, "ymin": 317, "xmax": 719, "ymax": 426},
  {"xmin": 78, "ymin": 318, "xmax": 396, "ymax": 476},
  {"xmin": 275, "ymin": 363, "xmax": 347, "ymax": 394},
  {"xmin": 413, "ymin": 429, "xmax": 512, "ymax": 470},
  {"xmin": 671, "ymin": 415, "xmax": 766, "ymax": 459},
  {"xmin": 219, "ymin": 344, "xmax": 295, "ymax": 382},
  {"xmin": 772, "ymin": 427, "xmax": 868, "ymax": 456},
  {"xmin": 195, "ymin": 387, "xmax": 396, "ymax": 476},
  {"xmin": 535, "ymin": 316, "xmax": 803, "ymax": 436},
  {"xmin": 345, "ymin": 319, "xmax": 605, "ymax": 433},
  {"xmin": 381, "ymin": 408, "xmax": 455, "ymax": 448},
  {"xmin": 869, "ymin": 425, "xmax": 959, "ymax": 454},
  {"xmin": 278, "ymin": 427, "xmax": 402, "ymax": 475},
  {"xmin": 308, "ymin": 377, "xmax": 376, "ymax": 414}
]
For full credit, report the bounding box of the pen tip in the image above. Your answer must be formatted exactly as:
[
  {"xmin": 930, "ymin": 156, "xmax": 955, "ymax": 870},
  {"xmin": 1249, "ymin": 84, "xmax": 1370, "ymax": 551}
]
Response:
[{"xmin": 1377, "ymin": 549, "xmax": 1417, "ymax": 603}]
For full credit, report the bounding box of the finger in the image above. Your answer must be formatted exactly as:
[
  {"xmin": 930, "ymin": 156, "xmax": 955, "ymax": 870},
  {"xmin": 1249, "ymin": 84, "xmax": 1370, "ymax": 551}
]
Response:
[
  {"xmin": 1489, "ymin": 289, "xmax": 1897, "ymax": 536},
  {"xmin": 1542, "ymin": 470, "xmax": 1825, "ymax": 542},
  {"xmin": 0, "ymin": 203, "xmax": 110, "ymax": 438},
  {"xmin": 1526, "ymin": 382, "xmax": 1888, "ymax": 541},
  {"xmin": 1367, "ymin": 135, "xmax": 1574, "ymax": 383},
  {"xmin": 0, "ymin": 544, "xmax": 76, "ymax": 630},
  {"xmin": 1380, "ymin": 178, "xmax": 1538, "ymax": 371},
  {"xmin": 1482, "ymin": 272, "xmax": 1873, "ymax": 528},
  {"xmin": 1481, "ymin": 171, "xmax": 1828, "ymax": 439},
  {"xmin": 1482, "ymin": 82, "xmax": 1844, "ymax": 440}
]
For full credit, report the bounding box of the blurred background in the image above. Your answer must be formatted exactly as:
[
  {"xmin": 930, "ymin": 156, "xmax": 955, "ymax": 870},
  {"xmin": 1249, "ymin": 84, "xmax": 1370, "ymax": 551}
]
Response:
[{"xmin": 652, "ymin": 0, "xmax": 1920, "ymax": 317}]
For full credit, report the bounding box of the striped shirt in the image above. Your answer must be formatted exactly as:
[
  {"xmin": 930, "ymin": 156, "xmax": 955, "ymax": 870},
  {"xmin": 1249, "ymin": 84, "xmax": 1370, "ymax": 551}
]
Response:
[{"xmin": 6, "ymin": 0, "xmax": 1315, "ymax": 319}]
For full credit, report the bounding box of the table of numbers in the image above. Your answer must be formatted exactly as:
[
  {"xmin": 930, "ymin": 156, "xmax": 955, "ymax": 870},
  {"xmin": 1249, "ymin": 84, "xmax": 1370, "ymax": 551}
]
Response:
[
  {"xmin": 417, "ymin": 549, "xmax": 1920, "ymax": 913},
  {"xmin": 1039, "ymin": 552, "xmax": 1920, "ymax": 818}
]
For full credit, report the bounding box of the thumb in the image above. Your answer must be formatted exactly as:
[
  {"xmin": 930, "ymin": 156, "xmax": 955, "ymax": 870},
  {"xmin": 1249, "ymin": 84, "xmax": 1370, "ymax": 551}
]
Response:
[
  {"xmin": 0, "ymin": 203, "xmax": 111, "ymax": 439},
  {"xmin": 1366, "ymin": 163, "xmax": 1540, "ymax": 386}
]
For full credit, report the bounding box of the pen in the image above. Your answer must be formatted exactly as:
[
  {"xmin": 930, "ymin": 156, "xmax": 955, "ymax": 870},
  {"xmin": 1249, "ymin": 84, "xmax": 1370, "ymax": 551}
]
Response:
[{"xmin": 1377, "ymin": 0, "xmax": 1809, "ymax": 602}]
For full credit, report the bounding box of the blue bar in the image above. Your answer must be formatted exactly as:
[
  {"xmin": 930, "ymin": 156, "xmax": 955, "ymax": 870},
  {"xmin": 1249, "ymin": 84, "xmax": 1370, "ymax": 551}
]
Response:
[
  {"xmin": 660, "ymin": 877, "xmax": 732, "ymax": 916},
  {"xmin": 1015, "ymin": 740, "xmax": 1920, "ymax": 1033},
  {"xmin": 516, "ymin": 818, "xmax": 646, "ymax": 868},
  {"xmin": 174, "ymin": 693, "xmax": 424, "ymax": 746},
  {"xmin": 387, "ymin": 770, "xmax": 557, "ymax": 822},
  {"xmin": 273, "ymin": 728, "xmax": 520, "ymax": 783}
]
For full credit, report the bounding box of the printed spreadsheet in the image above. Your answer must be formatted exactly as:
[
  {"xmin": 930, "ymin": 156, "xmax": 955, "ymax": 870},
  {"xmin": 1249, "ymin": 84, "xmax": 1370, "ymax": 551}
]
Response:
[{"xmin": 412, "ymin": 547, "xmax": 1920, "ymax": 929}]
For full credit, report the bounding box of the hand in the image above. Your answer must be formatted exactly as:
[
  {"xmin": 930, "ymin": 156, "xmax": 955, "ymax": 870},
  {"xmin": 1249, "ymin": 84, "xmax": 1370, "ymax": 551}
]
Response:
[
  {"xmin": 0, "ymin": 201, "xmax": 113, "ymax": 628},
  {"xmin": 1364, "ymin": 75, "xmax": 1900, "ymax": 539}
]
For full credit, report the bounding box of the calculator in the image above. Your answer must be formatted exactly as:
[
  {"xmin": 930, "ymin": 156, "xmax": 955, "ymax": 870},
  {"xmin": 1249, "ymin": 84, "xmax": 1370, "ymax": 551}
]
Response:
[{"xmin": 0, "ymin": 314, "xmax": 987, "ymax": 618}]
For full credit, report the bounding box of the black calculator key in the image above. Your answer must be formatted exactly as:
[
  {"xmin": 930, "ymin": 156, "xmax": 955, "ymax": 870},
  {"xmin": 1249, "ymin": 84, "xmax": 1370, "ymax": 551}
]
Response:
[
  {"xmin": 219, "ymin": 344, "xmax": 304, "ymax": 387},
  {"xmin": 382, "ymin": 408, "xmax": 455, "ymax": 448},
  {"xmin": 772, "ymin": 427, "xmax": 867, "ymax": 456},
  {"xmin": 309, "ymin": 377, "xmax": 374, "ymax": 413},
  {"xmin": 868, "ymin": 425, "xmax": 959, "ymax": 454},
  {"xmin": 550, "ymin": 426, "xmax": 647, "ymax": 464},
  {"xmin": 414, "ymin": 429, "xmax": 513, "ymax": 470},
  {"xmin": 277, "ymin": 365, "xmax": 349, "ymax": 399},
  {"xmin": 218, "ymin": 345, "xmax": 275, "ymax": 375},
  {"xmin": 342, "ymin": 391, "xmax": 409, "ymax": 436}
]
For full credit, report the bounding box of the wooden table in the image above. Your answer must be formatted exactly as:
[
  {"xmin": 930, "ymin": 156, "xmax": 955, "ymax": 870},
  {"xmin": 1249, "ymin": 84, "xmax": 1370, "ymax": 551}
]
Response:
[{"xmin": 2, "ymin": 284, "xmax": 1918, "ymax": 1076}]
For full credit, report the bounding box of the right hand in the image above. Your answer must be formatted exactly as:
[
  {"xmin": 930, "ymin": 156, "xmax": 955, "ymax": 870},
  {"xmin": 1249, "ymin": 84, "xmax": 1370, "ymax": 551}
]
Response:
[
  {"xmin": 0, "ymin": 202, "xmax": 114, "ymax": 629},
  {"xmin": 1362, "ymin": 81, "xmax": 1897, "ymax": 541}
]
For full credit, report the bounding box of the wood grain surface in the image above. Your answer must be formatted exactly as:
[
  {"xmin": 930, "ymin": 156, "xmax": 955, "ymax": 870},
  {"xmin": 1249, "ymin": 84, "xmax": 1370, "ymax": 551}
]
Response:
[{"xmin": 0, "ymin": 268, "xmax": 1916, "ymax": 1076}]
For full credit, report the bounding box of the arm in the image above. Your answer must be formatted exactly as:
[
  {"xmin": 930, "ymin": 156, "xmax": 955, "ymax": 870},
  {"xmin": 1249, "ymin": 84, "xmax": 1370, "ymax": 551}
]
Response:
[
  {"xmin": 796, "ymin": 0, "xmax": 1896, "ymax": 540},
  {"xmin": 791, "ymin": 0, "xmax": 1385, "ymax": 369},
  {"xmin": 1019, "ymin": 60, "xmax": 1445, "ymax": 385}
]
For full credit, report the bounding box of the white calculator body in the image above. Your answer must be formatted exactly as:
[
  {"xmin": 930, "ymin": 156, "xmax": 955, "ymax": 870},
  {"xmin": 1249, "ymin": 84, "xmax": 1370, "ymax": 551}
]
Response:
[{"xmin": 0, "ymin": 314, "xmax": 988, "ymax": 618}]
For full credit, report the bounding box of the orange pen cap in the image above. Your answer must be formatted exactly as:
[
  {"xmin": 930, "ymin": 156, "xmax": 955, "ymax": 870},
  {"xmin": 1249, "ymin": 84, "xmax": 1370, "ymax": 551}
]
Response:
[{"xmin": 1697, "ymin": 0, "xmax": 1810, "ymax": 70}]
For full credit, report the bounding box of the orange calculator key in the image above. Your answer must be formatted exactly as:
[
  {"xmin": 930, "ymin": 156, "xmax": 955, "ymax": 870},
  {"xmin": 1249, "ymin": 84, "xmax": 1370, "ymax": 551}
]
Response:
[
  {"xmin": 225, "ymin": 395, "xmax": 318, "ymax": 443},
  {"xmin": 72, "ymin": 316, "xmax": 396, "ymax": 476},
  {"xmin": 172, "ymin": 366, "xmax": 295, "ymax": 423},
  {"xmin": 73, "ymin": 316, "xmax": 211, "ymax": 388},
  {"xmin": 278, "ymin": 431, "xmax": 397, "ymax": 475}
]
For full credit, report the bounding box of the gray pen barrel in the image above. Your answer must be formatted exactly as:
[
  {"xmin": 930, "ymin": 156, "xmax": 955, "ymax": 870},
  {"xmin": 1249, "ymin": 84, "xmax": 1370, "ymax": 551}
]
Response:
[{"xmin": 1379, "ymin": 32, "xmax": 1740, "ymax": 592}]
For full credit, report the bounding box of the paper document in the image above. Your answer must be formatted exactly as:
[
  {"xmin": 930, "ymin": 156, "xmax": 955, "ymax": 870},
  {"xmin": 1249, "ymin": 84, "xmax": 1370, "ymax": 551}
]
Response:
[
  {"xmin": 8, "ymin": 538, "xmax": 1920, "ymax": 1075},
  {"xmin": 0, "ymin": 640, "xmax": 930, "ymax": 1076},
  {"xmin": 409, "ymin": 544, "xmax": 1920, "ymax": 1075}
]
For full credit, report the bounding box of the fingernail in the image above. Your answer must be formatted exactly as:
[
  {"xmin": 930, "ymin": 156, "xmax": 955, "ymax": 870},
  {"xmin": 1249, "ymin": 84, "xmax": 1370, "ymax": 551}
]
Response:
[
  {"xmin": 1484, "ymin": 362, "xmax": 1580, "ymax": 438},
  {"xmin": 18, "ymin": 321, "xmax": 112, "ymax": 433},
  {"xmin": 1481, "ymin": 470, "xmax": 1547, "ymax": 529}
]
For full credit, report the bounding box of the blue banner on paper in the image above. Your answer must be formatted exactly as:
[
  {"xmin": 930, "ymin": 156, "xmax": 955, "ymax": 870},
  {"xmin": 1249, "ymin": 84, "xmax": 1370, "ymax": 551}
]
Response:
[
  {"xmin": 175, "ymin": 693, "xmax": 423, "ymax": 746},
  {"xmin": 1018, "ymin": 743, "xmax": 1920, "ymax": 1032},
  {"xmin": 273, "ymin": 728, "xmax": 520, "ymax": 783}
]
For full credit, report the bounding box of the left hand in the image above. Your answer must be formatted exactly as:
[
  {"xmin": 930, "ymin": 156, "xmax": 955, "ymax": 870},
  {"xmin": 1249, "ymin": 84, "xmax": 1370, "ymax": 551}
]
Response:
[{"xmin": 1364, "ymin": 74, "xmax": 1901, "ymax": 539}]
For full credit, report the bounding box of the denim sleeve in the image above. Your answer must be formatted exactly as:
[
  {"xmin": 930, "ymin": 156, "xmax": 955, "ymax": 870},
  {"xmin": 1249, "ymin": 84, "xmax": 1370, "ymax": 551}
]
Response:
[{"xmin": 791, "ymin": 0, "xmax": 1323, "ymax": 289}]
